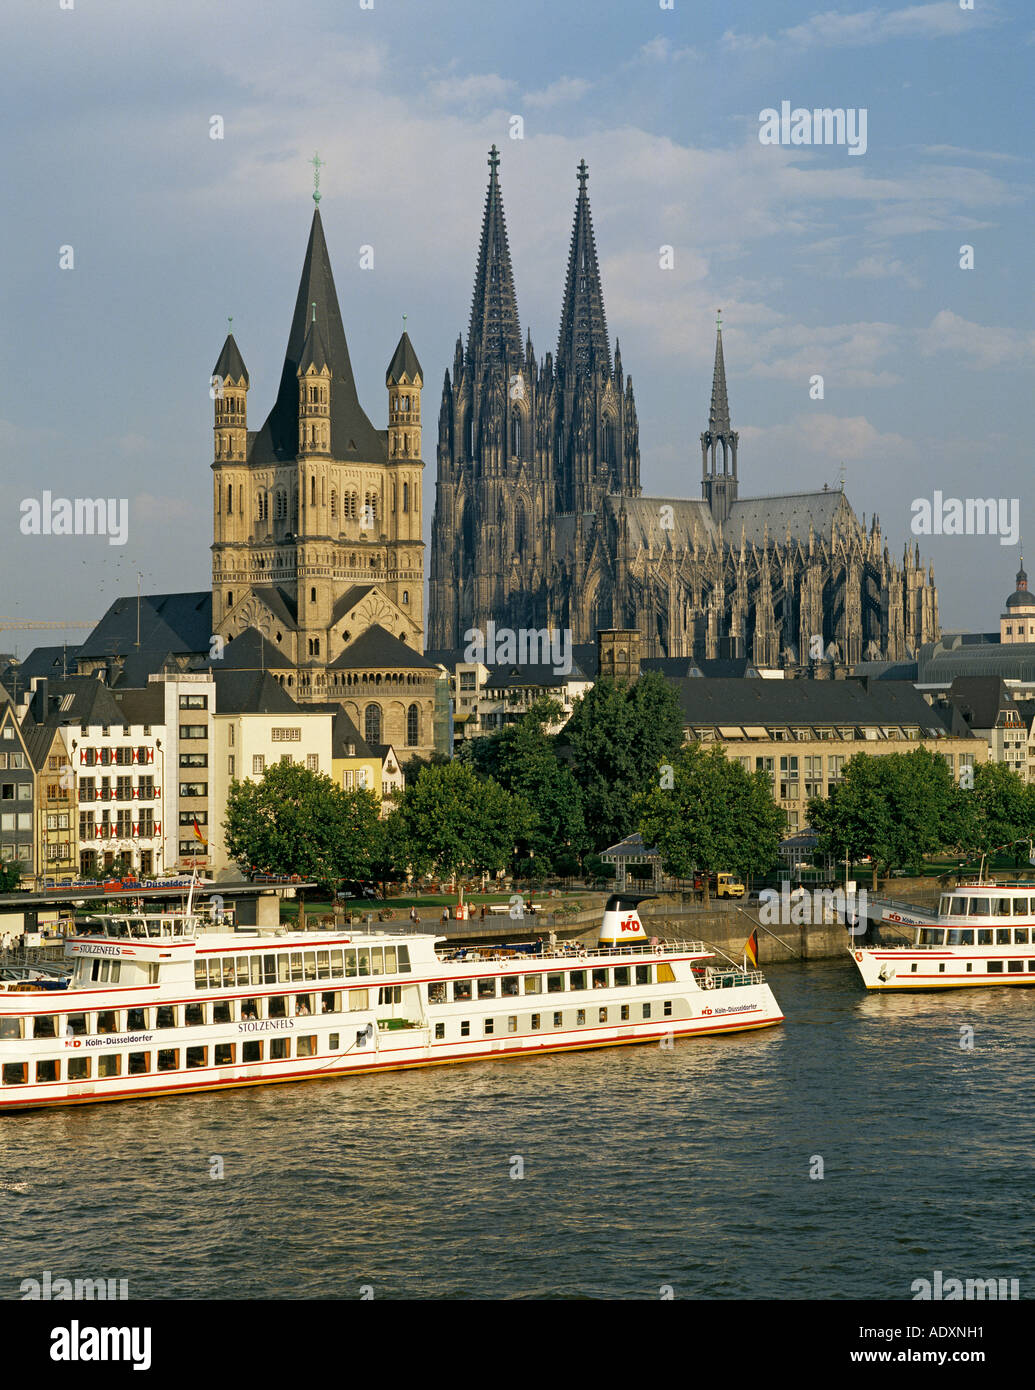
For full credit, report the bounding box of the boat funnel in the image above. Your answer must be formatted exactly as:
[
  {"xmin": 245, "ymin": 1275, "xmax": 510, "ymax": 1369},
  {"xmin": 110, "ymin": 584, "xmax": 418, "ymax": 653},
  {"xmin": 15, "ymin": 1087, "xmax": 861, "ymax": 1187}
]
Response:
[{"xmin": 598, "ymin": 893, "xmax": 654, "ymax": 948}]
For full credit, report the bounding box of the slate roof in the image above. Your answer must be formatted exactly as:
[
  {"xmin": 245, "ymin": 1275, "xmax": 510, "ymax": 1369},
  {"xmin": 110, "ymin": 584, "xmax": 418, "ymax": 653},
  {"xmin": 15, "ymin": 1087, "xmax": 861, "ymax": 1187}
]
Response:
[
  {"xmin": 642, "ymin": 656, "xmax": 758, "ymax": 679},
  {"xmin": 727, "ymin": 489, "xmax": 852, "ymax": 547},
  {"xmin": 249, "ymin": 209, "xmax": 386, "ymax": 466},
  {"xmin": 482, "ymin": 661, "xmax": 590, "ymax": 690},
  {"xmin": 23, "ymin": 677, "xmax": 129, "ymax": 728},
  {"xmin": 946, "ymin": 677, "xmax": 1014, "ymax": 731},
  {"xmin": 110, "ymin": 685, "xmax": 165, "ymax": 725},
  {"xmin": 247, "ymin": 586, "xmax": 298, "ymax": 632},
  {"xmin": 918, "ymin": 641, "xmax": 1035, "ymax": 686},
  {"xmin": 0, "ymin": 646, "xmax": 81, "ymax": 691},
  {"xmin": 305, "ymin": 705, "xmax": 375, "ymax": 760},
  {"xmin": 212, "ymin": 333, "xmax": 249, "ymax": 385},
  {"xmin": 330, "ymin": 586, "xmax": 375, "ymax": 628},
  {"xmin": 386, "ymin": 331, "xmax": 422, "ymax": 384},
  {"xmin": 20, "ymin": 722, "xmax": 61, "ymax": 772},
  {"xmin": 77, "ymin": 592, "xmax": 212, "ymax": 661},
  {"xmin": 212, "ymin": 669, "xmax": 301, "ymax": 716},
  {"xmin": 673, "ymin": 677, "xmax": 958, "ymax": 735},
  {"xmin": 219, "ymin": 628, "xmax": 291, "ymax": 673},
  {"xmin": 328, "ymin": 625, "xmax": 440, "ymax": 671}
]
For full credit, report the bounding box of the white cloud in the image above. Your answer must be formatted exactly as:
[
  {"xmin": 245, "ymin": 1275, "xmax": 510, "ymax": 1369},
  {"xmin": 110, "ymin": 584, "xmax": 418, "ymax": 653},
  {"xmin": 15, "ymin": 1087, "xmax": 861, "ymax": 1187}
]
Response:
[
  {"xmin": 524, "ymin": 77, "xmax": 591, "ymax": 109},
  {"xmin": 723, "ymin": 3, "xmax": 982, "ymax": 53},
  {"xmin": 918, "ymin": 310, "xmax": 1035, "ymax": 368},
  {"xmin": 427, "ymin": 73, "xmax": 517, "ymax": 107},
  {"xmin": 845, "ymin": 255, "xmax": 921, "ymax": 288}
]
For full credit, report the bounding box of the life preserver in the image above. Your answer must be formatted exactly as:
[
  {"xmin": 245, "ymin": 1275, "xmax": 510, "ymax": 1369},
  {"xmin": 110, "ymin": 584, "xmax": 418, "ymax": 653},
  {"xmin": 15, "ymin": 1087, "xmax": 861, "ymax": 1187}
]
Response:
[{"xmin": 854, "ymin": 951, "xmax": 863, "ymax": 962}]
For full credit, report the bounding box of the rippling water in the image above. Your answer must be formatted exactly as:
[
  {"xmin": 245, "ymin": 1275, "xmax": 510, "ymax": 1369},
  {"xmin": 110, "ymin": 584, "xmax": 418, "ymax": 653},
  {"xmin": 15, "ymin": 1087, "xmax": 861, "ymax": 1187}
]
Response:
[{"xmin": 2, "ymin": 959, "xmax": 1032, "ymax": 1300}]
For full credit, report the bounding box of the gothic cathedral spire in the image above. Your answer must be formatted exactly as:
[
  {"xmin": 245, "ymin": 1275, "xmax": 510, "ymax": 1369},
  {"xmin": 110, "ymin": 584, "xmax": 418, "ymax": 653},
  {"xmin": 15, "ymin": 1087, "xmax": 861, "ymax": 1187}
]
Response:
[
  {"xmin": 556, "ymin": 159, "xmax": 611, "ymax": 380},
  {"xmin": 701, "ymin": 311, "xmax": 739, "ymax": 525},
  {"xmin": 466, "ymin": 145, "xmax": 522, "ymax": 368}
]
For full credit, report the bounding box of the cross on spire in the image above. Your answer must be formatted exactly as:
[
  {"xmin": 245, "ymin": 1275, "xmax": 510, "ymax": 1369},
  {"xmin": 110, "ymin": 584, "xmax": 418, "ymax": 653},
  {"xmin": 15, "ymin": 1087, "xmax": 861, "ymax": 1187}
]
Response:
[
  {"xmin": 577, "ymin": 158, "xmax": 588, "ymax": 190},
  {"xmin": 310, "ymin": 152, "xmax": 324, "ymax": 203},
  {"xmin": 488, "ymin": 144, "xmax": 499, "ymax": 174}
]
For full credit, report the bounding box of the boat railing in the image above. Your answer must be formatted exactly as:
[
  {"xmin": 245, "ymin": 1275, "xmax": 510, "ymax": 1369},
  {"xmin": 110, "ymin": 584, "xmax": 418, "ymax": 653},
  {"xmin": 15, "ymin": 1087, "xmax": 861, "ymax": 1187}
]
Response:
[
  {"xmin": 437, "ymin": 939, "xmax": 709, "ymax": 964},
  {"xmin": 699, "ymin": 967, "xmax": 765, "ymax": 989},
  {"xmin": 73, "ymin": 915, "xmax": 201, "ymax": 941}
]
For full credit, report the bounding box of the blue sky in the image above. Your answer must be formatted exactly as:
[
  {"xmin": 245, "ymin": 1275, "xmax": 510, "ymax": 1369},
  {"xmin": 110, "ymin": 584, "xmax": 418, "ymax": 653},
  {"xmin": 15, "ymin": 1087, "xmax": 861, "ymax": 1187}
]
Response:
[{"xmin": 1, "ymin": 0, "xmax": 1032, "ymax": 653}]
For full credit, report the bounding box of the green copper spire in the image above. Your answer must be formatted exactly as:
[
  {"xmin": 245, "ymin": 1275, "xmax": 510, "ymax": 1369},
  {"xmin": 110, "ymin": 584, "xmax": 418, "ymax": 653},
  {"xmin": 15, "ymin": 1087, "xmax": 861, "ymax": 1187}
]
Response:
[{"xmin": 310, "ymin": 152, "xmax": 323, "ymax": 204}]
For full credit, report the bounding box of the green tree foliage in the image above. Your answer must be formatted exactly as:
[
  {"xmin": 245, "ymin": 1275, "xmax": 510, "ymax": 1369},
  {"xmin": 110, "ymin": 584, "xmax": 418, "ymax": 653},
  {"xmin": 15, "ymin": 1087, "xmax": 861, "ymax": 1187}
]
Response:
[
  {"xmin": 223, "ymin": 761, "xmax": 381, "ymax": 891},
  {"xmin": 0, "ymin": 862, "xmax": 23, "ymax": 892},
  {"xmin": 968, "ymin": 759, "xmax": 1033, "ymax": 854},
  {"xmin": 563, "ymin": 672, "xmax": 685, "ymax": 850},
  {"xmin": 394, "ymin": 760, "xmax": 533, "ymax": 880},
  {"xmin": 809, "ymin": 747, "xmax": 969, "ymax": 879},
  {"xmin": 634, "ymin": 743, "xmax": 784, "ymax": 880},
  {"xmin": 467, "ymin": 700, "xmax": 590, "ymax": 873}
]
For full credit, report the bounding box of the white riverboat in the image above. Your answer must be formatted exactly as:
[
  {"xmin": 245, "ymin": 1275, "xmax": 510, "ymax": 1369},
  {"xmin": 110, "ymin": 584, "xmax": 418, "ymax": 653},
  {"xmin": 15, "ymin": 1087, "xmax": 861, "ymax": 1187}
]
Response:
[
  {"xmin": 0, "ymin": 892, "xmax": 783, "ymax": 1110},
  {"xmin": 851, "ymin": 879, "xmax": 1035, "ymax": 990}
]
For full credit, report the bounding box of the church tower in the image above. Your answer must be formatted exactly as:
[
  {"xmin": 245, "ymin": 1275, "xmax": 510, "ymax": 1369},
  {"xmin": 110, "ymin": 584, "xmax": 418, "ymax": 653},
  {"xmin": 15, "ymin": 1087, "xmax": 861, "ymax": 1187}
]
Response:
[
  {"xmin": 211, "ymin": 330, "xmax": 249, "ymax": 630},
  {"xmin": 701, "ymin": 313, "xmax": 739, "ymax": 526}
]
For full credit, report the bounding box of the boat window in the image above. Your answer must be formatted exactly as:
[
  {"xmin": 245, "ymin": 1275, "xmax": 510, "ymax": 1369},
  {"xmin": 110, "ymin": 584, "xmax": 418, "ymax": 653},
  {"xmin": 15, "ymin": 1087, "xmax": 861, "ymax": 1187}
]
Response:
[
  {"xmin": 205, "ymin": 960, "xmax": 219, "ymax": 987},
  {"xmin": 0, "ymin": 1017, "xmax": 24, "ymax": 1040},
  {"xmin": 664, "ymin": 1001, "xmax": 673, "ymax": 1017},
  {"xmin": 195, "ymin": 962, "xmax": 208, "ymax": 989},
  {"xmin": 212, "ymin": 1000, "xmax": 233, "ymax": 1024},
  {"xmin": 523, "ymin": 974, "xmax": 542, "ymax": 994},
  {"xmin": 946, "ymin": 929, "xmax": 974, "ymax": 946},
  {"xmin": 996, "ymin": 928, "xmax": 1011, "ymax": 944},
  {"xmin": 453, "ymin": 979, "xmax": 472, "ymax": 1002},
  {"xmin": 329, "ymin": 1033, "xmax": 340, "ymax": 1050},
  {"xmin": 477, "ymin": 978, "xmax": 496, "ymax": 999},
  {"xmin": 296, "ymin": 1035, "xmax": 317, "ymax": 1057},
  {"xmin": 460, "ymin": 1021, "xmax": 470, "ymax": 1036},
  {"xmin": 127, "ymin": 1008, "xmax": 148, "ymax": 1030},
  {"xmin": 161, "ymin": 922, "xmax": 173, "ymax": 937},
  {"xmin": 303, "ymin": 951, "xmax": 317, "ymax": 981},
  {"xmin": 240, "ymin": 998, "xmax": 260, "ymax": 1021},
  {"xmin": 249, "ymin": 957, "xmax": 262, "ymax": 985},
  {"xmin": 635, "ymin": 965, "xmax": 653, "ymax": 985},
  {"xmin": 349, "ymin": 989, "xmax": 368, "ymax": 1011},
  {"xmin": 971, "ymin": 899, "xmax": 990, "ymax": 916},
  {"xmin": 156, "ymin": 1005, "xmax": 177, "ymax": 1029},
  {"xmin": 320, "ymin": 991, "xmax": 339, "ymax": 1014},
  {"xmin": 995, "ymin": 898, "xmax": 1012, "ymax": 916},
  {"xmin": 657, "ymin": 962, "xmax": 676, "ymax": 983},
  {"xmin": 576, "ymin": 1009, "xmax": 586, "ymax": 1025},
  {"xmin": 317, "ymin": 951, "xmax": 331, "ymax": 980},
  {"xmin": 370, "ymin": 948, "xmax": 384, "ymax": 976},
  {"xmin": 295, "ymin": 994, "xmax": 314, "ymax": 1017},
  {"xmin": 547, "ymin": 973, "xmax": 564, "ymax": 993},
  {"xmin": 620, "ymin": 1005, "xmax": 630, "ymax": 1021},
  {"xmin": 97, "ymin": 1053, "xmax": 121, "ymax": 1078},
  {"xmin": 642, "ymin": 1003, "xmax": 651, "ymax": 1019},
  {"xmin": 231, "ymin": 957, "xmax": 246, "ymax": 985},
  {"xmin": 263, "ymin": 955, "xmax": 277, "ymax": 984},
  {"xmin": 130, "ymin": 920, "xmax": 147, "ymax": 939},
  {"xmin": 592, "ymin": 969, "xmax": 609, "ymax": 989},
  {"xmin": 184, "ymin": 1003, "xmax": 205, "ymax": 1027},
  {"xmin": 68, "ymin": 1057, "xmax": 91, "ymax": 1080},
  {"xmin": 146, "ymin": 921, "xmax": 162, "ymax": 939},
  {"xmin": 531, "ymin": 1013, "xmax": 541, "ymax": 1030},
  {"xmin": 128, "ymin": 1052, "xmax": 149, "ymax": 1075},
  {"xmin": 267, "ymin": 996, "xmax": 287, "ymax": 1019},
  {"xmin": 919, "ymin": 929, "xmax": 945, "ymax": 946},
  {"xmin": 1014, "ymin": 897, "xmax": 1030, "ymax": 915},
  {"xmin": 484, "ymin": 1017, "xmax": 495, "ymax": 1035},
  {"xmin": 96, "ymin": 1010, "xmax": 120, "ymax": 1034},
  {"xmin": 501, "ymin": 975, "xmax": 519, "ymax": 997},
  {"xmin": 113, "ymin": 921, "xmax": 130, "ymax": 938},
  {"xmin": 428, "ymin": 982, "xmax": 446, "ymax": 1004},
  {"xmin": 34, "ymin": 1015, "xmax": 58, "ymax": 1038},
  {"xmin": 379, "ymin": 985, "xmax": 402, "ymax": 1005},
  {"xmin": 383, "ymin": 946, "xmax": 397, "ymax": 974},
  {"xmin": 599, "ymin": 1007, "xmax": 607, "ymax": 1023},
  {"xmin": 270, "ymin": 1038, "xmax": 289, "ymax": 1060},
  {"xmin": 157, "ymin": 1049, "xmax": 179, "ymax": 1071},
  {"xmin": 65, "ymin": 1013, "xmax": 88, "ymax": 1036},
  {"xmin": 569, "ymin": 971, "xmax": 586, "ymax": 991},
  {"xmin": 397, "ymin": 946, "xmax": 411, "ymax": 973},
  {"xmin": 36, "ymin": 1059, "xmax": 59, "ymax": 1083},
  {"xmin": 357, "ymin": 949, "xmax": 370, "ymax": 977},
  {"xmin": 552, "ymin": 1012, "xmax": 562, "ymax": 1028},
  {"xmin": 938, "ymin": 896, "xmax": 949, "ymax": 915},
  {"xmin": 289, "ymin": 952, "xmax": 303, "ymax": 982},
  {"xmin": 223, "ymin": 959, "xmax": 236, "ymax": 987},
  {"xmin": 332, "ymin": 950, "xmax": 346, "ymax": 977},
  {"xmin": 977, "ymin": 929, "xmax": 993, "ymax": 945},
  {"xmin": 278, "ymin": 955, "xmax": 290, "ymax": 984},
  {"xmin": 242, "ymin": 1041, "xmax": 263, "ymax": 1062},
  {"xmin": 947, "ymin": 898, "xmax": 965, "ymax": 915},
  {"xmin": 987, "ymin": 961, "xmax": 1003, "ymax": 973},
  {"xmin": 214, "ymin": 1044, "xmax": 235, "ymax": 1065},
  {"xmin": 1014, "ymin": 928, "xmax": 1029, "ymax": 945},
  {"xmin": 614, "ymin": 966, "xmax": 630, "ymax": 987},
  {"xmin": 185, "ymin": 1046, "xmax": 207, "ymax": 1069}
]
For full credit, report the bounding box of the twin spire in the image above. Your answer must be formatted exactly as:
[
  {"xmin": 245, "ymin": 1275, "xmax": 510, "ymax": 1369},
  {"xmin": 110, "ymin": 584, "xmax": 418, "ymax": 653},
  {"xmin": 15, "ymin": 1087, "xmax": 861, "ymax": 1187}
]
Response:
[
  {"xmin": 466, "ymin": 146, "xmax": 612, "ymax": 379},
  {"xmin": 707, "ymin": 311, "xmax": 732, "ymax": 435}
]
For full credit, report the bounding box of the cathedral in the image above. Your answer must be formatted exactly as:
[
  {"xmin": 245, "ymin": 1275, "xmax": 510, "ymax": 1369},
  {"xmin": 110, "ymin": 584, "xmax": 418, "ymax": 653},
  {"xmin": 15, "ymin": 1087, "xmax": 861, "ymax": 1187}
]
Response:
[
  {"xmin": 429, "ymin": 148, "xmax": 940, "ymax": 665},
  {"xmin": 209, "ymin": 189, "xmax": 438, "ymax": 755}
]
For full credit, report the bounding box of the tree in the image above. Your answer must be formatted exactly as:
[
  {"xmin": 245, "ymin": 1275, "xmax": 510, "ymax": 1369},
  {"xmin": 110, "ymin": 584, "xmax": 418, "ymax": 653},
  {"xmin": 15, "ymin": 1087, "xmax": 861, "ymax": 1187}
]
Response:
[
  {"xmin": 970, "ymin": 760, "xmax": 1031, "ymax": 857},
  {"xmin": 562, "ymin": 672, "xmax": 685, "ymax": 851},
  {"xmin": 223, "ymin": 761, "xmax": 382, "ymax": 894},
  {"xmin": 635, "ymin": 744, "xmax": 784, "ymax": 885},
  {"xmin": 394, "ymin": 760, "xmax": 534, "ymax": 881},
  {"xmin": 0, "ymin": 862, "xmax": 23, "ymax": 892},
  {"xmin": 469, "ymin": 700, "xmax": 590, "ymax": 874}
]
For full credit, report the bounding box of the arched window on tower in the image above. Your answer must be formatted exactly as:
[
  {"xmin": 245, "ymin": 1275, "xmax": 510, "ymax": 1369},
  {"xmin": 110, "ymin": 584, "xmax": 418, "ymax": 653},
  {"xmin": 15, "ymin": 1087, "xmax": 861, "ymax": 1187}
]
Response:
[
  {"xmin": 514, "ymin": 499, "xmax": 528, "ymax": 557},
  {"xmin": 227, "ymin": 483, "xmax": 233, "ymax": 513},
  {"xmin": 511, "ymin": 411, "xmax": 522, "ymax": 458},
  {"xmin": 330, "ymin": 490, "xmax": 337, "ymax": 519},
  {"xmin": 365, "ymin": 704, "xmax": 382, "ymax": 745},
  {"xmin": 602, "ymin": 417, "xmax": 617, "ymax": 472},
  {"xmin": 406, "ymin": 704, "xmax": 419, "ymax": 747},
  {"xmin": 402, "ymin": 481, "xmax": 409, "ymax": 513}
]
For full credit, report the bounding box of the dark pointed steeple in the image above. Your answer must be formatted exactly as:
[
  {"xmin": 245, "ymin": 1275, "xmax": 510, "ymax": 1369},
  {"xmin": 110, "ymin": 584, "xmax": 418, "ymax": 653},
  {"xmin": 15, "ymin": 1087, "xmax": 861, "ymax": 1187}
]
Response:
[
  {"xmin": 466, "ymin": 146, "xmax": 522, "ymax": 367},
  {"xmin": 251, "ymin": 208, "xmax": 384, "ymax": 464},
  {"xmin": 556, "ymin": 159, "xmax": 611, "ymax": 378},
  {"xmin": 213, "ymin": 332, "xmax": 248, "ymax": 385},
  {"xmin": 386, "ymin": 330, "xmax": 422, "ymax": 385},
  {"xmin": 707, "ymin": 312, "xmax": 731, "ymax": 434}
]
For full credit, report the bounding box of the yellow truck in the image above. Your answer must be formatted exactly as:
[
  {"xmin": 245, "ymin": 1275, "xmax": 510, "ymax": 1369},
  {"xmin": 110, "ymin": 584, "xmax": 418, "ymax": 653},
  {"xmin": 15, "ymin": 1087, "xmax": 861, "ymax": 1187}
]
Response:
[{"xmin": 693, "ymin": 871, "xmax": 746, "ymax": 898}]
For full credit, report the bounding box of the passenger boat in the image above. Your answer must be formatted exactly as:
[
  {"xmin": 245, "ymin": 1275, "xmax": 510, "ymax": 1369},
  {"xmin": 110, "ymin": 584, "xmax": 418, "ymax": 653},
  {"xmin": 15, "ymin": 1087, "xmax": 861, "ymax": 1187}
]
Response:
[
  {"xmin": 0, "ymin": 891, "xmax": 783, "ymax": 1111},
  {"xmin": 851, "ymin": 879, "xmax": 1035, "ymax": 990}
]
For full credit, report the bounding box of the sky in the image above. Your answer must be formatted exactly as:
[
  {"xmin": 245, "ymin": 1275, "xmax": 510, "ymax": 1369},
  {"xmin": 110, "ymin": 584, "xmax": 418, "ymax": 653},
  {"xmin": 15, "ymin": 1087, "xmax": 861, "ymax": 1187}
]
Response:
[{"xmin": 1, "ymin": 0, "xmax": 1032, "ymax": 656}]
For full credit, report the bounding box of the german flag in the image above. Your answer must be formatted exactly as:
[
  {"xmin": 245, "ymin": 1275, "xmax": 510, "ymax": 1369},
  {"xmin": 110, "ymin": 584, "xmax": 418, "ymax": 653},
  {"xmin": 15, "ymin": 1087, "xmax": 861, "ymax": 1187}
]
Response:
[
  {"xmin": 742, "ymin": 929, "xmax": 759, "ymax": 968},
  {"xmin": 192, "ymin": 817, "xmax": 207, "ymax": 846}
]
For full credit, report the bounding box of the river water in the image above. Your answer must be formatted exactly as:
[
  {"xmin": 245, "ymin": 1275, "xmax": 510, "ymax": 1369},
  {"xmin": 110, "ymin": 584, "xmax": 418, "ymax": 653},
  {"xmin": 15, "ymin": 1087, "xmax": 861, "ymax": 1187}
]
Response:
[{"xmin": 1, "ymin": 958, "xmax": 1031, "ymax": 1300}]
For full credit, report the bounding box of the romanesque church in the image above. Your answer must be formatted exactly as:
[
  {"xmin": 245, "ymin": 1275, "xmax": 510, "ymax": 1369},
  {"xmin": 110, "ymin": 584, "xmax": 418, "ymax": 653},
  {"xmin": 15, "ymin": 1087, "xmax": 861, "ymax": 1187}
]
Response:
[{"xmin": 429, "ymin": 148, "xmax": 939, "ymax": 665}]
